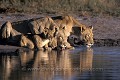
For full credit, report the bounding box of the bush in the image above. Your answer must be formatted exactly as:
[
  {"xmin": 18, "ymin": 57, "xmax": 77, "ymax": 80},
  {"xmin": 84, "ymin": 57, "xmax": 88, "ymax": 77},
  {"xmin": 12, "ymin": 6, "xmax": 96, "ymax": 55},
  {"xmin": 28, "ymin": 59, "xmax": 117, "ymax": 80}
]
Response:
[{"xmin": 0, "ymin": 0, "xmax": 120, "ymax": 16}]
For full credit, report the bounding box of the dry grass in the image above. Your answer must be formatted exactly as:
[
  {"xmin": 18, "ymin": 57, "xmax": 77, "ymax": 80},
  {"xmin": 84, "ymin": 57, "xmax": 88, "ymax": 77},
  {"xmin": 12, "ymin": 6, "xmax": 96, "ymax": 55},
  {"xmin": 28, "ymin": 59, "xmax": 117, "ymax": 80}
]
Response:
[{"xmin": 0, "ymin": 0, "xmax": 120, "ymax": 16}]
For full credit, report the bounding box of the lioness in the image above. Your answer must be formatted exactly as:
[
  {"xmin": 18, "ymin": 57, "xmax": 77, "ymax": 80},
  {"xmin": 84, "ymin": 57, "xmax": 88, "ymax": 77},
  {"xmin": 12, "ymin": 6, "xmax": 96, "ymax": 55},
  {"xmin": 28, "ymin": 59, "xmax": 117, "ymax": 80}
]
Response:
[
  {"xmin": 0, "ymin": 17, "xmax": 58, "ymax": 49},
  {"xmin": 52, "ymin": 15, "xmax": 94, "ymax": 48},
  {"xmin": 69, "ymin": 25, "xmax": 94, "ymax": 47}
]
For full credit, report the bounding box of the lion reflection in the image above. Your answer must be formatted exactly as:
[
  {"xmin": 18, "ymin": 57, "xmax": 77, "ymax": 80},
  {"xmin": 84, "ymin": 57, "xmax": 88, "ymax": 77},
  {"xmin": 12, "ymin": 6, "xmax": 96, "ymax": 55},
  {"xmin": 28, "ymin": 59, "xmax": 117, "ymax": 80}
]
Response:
[
  {"xmin": 0, "ymin": 53, "xmax": 20, "ymax": 80},
  {"xmin": 0, "ymin": 49, "xmax": 93, "ymax": 80},
  {"xmin": 79, "ymin": 48, "xmax": 93, "ymax": 73},
  {"xmin": 19, "ymin": 50, "xmax": 34, "ymax": 67}
]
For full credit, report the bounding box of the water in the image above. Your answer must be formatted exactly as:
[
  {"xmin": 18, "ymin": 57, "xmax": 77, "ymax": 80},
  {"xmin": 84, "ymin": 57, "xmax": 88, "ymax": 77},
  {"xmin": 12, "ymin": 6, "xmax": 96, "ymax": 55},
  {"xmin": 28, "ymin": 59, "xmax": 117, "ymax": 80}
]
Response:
[{"xmin": 0, "ymin": 47, "xmax": 120, "ymax": 80}]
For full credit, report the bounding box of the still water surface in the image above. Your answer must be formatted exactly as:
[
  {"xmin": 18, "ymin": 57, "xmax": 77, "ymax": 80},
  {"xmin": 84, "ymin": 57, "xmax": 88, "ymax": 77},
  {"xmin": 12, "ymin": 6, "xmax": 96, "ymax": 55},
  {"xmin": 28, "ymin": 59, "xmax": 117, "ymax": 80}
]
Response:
[{"xmin": 0, "ymin": 47, "xmax": 120, "ymax": 80}]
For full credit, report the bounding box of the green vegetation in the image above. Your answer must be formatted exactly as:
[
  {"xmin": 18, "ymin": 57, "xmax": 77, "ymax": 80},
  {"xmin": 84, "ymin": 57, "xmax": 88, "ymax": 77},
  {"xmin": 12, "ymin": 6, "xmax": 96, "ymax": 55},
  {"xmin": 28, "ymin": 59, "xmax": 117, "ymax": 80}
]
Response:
[{"xmin": 0, "ymin": 0, "xmax": 120, "ymax": 16}]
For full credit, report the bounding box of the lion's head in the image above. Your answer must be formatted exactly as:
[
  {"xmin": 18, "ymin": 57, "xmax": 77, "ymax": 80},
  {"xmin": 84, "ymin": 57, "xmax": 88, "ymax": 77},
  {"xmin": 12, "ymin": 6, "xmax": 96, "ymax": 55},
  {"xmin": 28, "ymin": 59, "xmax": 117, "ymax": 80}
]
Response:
[
  {"xmin": 80, "ymin": 25, "xmax": 94, "ymax": 47},
  {"xmin": 41, "ymin": 17, "xmax": 59, "ymax": 39},
  {"xmin": 70, "ymin": 25, "xmax": 94, "ymax": 47}
]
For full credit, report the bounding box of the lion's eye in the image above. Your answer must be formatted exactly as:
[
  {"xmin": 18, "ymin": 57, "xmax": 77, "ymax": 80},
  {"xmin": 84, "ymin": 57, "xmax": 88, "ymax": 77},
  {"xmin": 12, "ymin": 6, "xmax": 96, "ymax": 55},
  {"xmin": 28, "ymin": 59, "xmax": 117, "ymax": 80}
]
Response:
[{"xmin": 62, "ymin": 25, "xmax": 66, "ymax": 29}]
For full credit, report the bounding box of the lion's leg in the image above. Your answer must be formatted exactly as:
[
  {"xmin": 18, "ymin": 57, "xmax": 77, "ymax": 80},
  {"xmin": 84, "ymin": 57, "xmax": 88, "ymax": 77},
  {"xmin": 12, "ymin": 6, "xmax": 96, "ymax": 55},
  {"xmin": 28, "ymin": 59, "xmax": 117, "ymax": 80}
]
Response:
[
  {"xmin": 1, "ymin": 21, "xmax": 12, "ymax": 39},
  {"xmin": 33, "ymin": 35, "xmax": 49, "ymax": 50},
  {"xmin": 41, "ymin": 39, "xmax": 49, "ymax": 47},
  {"xmin": 63, "ymin": 36, "xmax": 74, "ymax": 49},
  {"xmin": 20, "ymin": 35, "xmax": 34, "ymax": 49},
  {"xmin": 10, "ymin": 28, "xmax": 21, "ymax": 41},
  {"xmin": 44, "ymin": 44, "xmax": 52, "ymax": 50},
  {"xmin": 48, "ymin": 37, "xmax": 57, "ymax": 50},
  {"xmin": 33, "ymin": 35, "xmax": 42, "ymax": 50},
  {"xmin": 64, "ymin": 41, "xmax": 74, "ymax": 49}
]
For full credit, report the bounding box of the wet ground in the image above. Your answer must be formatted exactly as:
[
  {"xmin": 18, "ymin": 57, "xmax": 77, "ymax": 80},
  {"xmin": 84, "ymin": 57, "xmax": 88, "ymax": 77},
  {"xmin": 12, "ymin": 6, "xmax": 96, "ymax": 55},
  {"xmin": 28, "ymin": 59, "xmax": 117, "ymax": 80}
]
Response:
[{"xmin": 0, "ymin": 47, "xmax": 120, "ymax": 80}]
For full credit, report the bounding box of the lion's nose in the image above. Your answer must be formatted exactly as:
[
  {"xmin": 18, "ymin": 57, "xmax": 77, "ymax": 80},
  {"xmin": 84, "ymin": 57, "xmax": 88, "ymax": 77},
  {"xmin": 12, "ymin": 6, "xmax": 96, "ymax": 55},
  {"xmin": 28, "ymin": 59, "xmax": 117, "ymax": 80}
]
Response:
[{"xmin": 86, "ymin": 43, "xmax": 93, "ymax": 48}]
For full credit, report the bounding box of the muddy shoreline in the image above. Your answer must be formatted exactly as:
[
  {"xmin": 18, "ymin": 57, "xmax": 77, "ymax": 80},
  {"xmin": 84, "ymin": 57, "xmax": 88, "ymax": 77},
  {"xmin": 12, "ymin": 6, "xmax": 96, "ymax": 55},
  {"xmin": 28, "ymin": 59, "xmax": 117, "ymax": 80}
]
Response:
[{"xmin": 94, "ymin": 39, "xmax": 120, "ymax": 47}]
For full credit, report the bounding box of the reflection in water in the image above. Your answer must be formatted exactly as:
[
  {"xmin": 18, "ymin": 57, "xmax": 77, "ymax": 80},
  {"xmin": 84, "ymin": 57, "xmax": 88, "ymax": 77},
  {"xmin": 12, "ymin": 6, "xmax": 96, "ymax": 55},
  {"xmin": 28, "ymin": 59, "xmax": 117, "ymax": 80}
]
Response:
[
  {"xmin": 80, "ymin": 48, "xmax": 93, "ymax": 72},
  {"xmin": 0, "ymin": 49, "xmax": 93, "ymax": 80},
  {"xmin": 0, "ymin": 47, "xmax": 120, "ymax": 80},
  {"xmin": 19, "ymin": 50, "xmax": 34, "ymax": 67},
  {"xmin": 32, "ymin": 51, "xmax": 53, "ymax": 80},
  {"xmin": 57, "ymin": 50, "xmax": 72, "ymax": 80},
  {"xmin": 0, "ymin": 53, "xmax": 20, "ymax": 80},
  {"xmin": 1, "ymin": 56, "xmax": 11, "ymax": 80}
]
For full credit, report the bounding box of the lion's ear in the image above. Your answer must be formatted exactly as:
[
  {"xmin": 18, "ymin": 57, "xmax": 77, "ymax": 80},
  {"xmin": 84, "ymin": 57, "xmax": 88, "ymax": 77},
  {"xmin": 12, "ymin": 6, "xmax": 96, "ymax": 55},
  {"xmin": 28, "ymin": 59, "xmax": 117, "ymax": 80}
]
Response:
[
  {"xmin": 81, "ymin": 26, "xmax": 86, "ymax": 32},
  {"xmin": 89, "ymin": 25, "xmax": 93, "ymax": 30}
]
